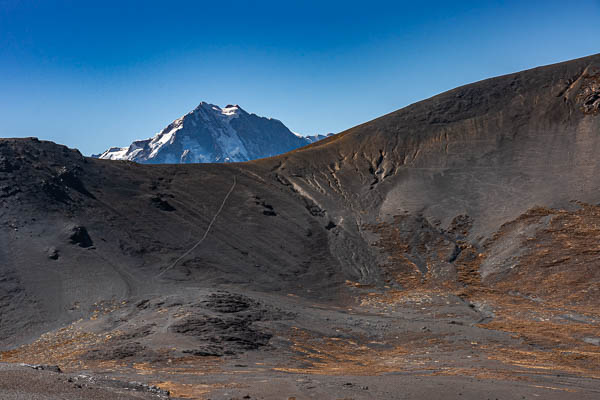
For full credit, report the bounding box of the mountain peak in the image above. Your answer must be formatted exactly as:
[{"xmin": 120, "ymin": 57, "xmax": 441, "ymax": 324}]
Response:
[{"xmin": 97, "ymin": 102, "xmax": 331, "ymax": 164}]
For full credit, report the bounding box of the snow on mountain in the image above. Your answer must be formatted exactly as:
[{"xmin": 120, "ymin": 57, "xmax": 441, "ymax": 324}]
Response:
[
  {"xmin": 304, "ymin": 133, "xmax": 335, "ymax": 143},
  {"xmin": 96, "ymin": 102, "xmax": 331, "ymax": 164}
]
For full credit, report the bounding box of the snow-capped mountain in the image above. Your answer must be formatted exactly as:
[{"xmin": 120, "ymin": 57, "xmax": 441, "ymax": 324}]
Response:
[{"xmin": 96, "ymin": 102, "xmax": 331, "ymax": 164}]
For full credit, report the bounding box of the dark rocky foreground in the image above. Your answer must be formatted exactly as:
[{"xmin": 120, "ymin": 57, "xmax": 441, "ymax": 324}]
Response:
[{"xmin": 1, "ymin": 54, "xmax": 600, "ymax": 399}]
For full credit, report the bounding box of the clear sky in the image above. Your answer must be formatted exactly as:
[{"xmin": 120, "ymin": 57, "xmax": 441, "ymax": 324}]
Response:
[{"xmin": 1, "ymin": 0, "xmax": 599, "ymax": 155}]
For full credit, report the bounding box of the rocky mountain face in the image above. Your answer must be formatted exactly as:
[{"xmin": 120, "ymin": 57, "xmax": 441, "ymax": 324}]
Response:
[
  {"xmin": 2, "ymin": 54, "xmax": 600, "ymax": 399},
  {"xmin": 97, "ymin": 102, "xmax": 328, "ymax": 163}
]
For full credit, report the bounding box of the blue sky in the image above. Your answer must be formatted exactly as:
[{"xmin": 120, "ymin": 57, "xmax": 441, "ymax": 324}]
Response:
[{"xmin": 1, "ymin": 0, "xmax": 599, "ymax": 155}]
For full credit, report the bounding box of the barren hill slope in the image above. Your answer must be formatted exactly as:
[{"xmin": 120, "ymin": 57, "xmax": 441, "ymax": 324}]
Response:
[{"xmin": 1, "ymin": 54, "xmax": 600, "ymax": 399}]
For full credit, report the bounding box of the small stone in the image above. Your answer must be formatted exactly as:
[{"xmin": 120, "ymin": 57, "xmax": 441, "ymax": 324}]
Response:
[{"xmin": 47, "ymin": 247, "xmax": 59, "ymax": 260}]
